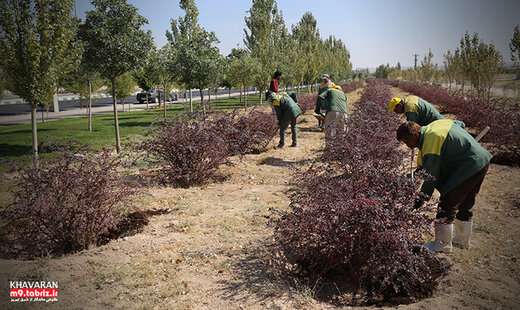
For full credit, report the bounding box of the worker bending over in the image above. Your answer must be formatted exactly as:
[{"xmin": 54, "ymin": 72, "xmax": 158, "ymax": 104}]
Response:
[
  {"xmin": 314, "ymin": 74, "xmax": 348, "ymax": 140},
  {"xmin": 388, "ymin": 95, "xmax": 451, "ymax": 127},
  {"xmin": 268, "ymin": 91, "xmax": 302, "ymax": 148},
  {"xmin": 396, "ymin": 120, "xmax": 491, "ymax": 253}
]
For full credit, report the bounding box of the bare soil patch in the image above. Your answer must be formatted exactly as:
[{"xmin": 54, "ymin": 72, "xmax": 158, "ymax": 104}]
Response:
[{"xmin": 1, "ymin": 88, "xmax": 518, "ymax": 309}]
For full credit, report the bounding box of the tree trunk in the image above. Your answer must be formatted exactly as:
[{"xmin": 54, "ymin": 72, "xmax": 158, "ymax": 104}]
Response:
[
  {"xmin": 163, "ymin": 84, "xmax": 167, "ymax": 118},
  {"xmin": 111, "ymin": 78, "xmax": 122, "ymax": 153},
  {"xmin": 41, "ymin": 106, "xmax": 44, "ymax": 123},
  {"xmin": 228, "ymin": 88, "xmax": 231, "ymax": 99},
  {"xmin": 200, "ymin": 89, "xmax": 205, "ymax": 116},
  {"xmin": 88, "ymin": 80, "xmax": 93, "ymax": 132},
  {"xmin": 31, "ymin": 104, "xmax": 39, "ymax": 167},
  {"xmin": 244, "ymin": 86, "xmax": 247, "ymax": 107},
  {"xmin": 240, "ymin": 86, "xmax": 243, "ymax": 106},
  {"xmin": 208, "ymin": 88, "xmax": 211, "ymax": 111},
  {"xmin": 189, "ymin": 89, "xmax": 193, "ymax": 112}
]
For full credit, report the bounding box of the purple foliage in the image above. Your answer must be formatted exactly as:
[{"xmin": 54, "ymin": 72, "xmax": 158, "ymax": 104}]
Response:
[
  {"xmin": 341, "ymin": 80, "xmax": 364, "ymax": 93},
  {"xmin": 273, "ymin": 82, "xmax": 448, "ymax": 303},
  {"xmin": 142, "ymin": 110, "xmax": 278, "ymax": 187},
  {"xmin": 4, "ymin": 151, "xmax": 134, "ymax": 258},
  {"xmin": 386, "ymin": 80, "xmax": 520, "ymax": 147},
  {"xmin": 298, "ymin": 94, "xmax": 317, "ymax": 112},
  {"xmin": 142, "ymin": 119, "xmax": 229, "ymax": 187},
  {"xmin": 208, "ymin": 110, "xmax": 278, "ymax": 155}
]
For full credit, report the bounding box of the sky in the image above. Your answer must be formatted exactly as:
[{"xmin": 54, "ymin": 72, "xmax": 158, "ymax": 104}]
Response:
[{"xmin": 75, "ymin": 0, "xmax": 520, "ymax": 69}]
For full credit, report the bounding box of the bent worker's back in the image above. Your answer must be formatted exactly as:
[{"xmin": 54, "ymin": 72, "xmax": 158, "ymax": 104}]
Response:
[
  {"xmin": 418, "ymin": 119, "xmax": 492, "ymax": 197},
  {"xmin": 404, "ymin": 95, "xmax": 443, "ymax": 126}
]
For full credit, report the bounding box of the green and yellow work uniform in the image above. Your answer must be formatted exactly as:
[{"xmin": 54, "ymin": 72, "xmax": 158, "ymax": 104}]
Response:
[
  {"xmin": 417, "ymin": 119, "xmax": 492, "ymax": 223},
  {"xmin": 314, "ymin": 83, "xmax": 347, "ymax": 139},
  {"xmin": 389, "ymin": 95, "xmax": 465, "ymax": 128},
  {"xmin": 271, "ymin": 92, "xmax": 302, "ymax": 147},
  {"xmin": 402, "ymin": 95, "xmax": 444, "ymax": 126}
]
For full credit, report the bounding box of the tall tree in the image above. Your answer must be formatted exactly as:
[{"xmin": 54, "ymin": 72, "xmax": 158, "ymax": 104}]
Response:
[
  {"xmin": 510, "ymin": 25, "xmax": 520, "ymax": 79},
  {"xmin": 228, "ymin": 50, "xmax": 258, "ymax": 107},
  {"xmin": 0, "ymin": 0, "xmax": 76, "ymax": 164},
  {"xmin": 244, "ymin": 0, "xmax": 281, "ymax": 94},
  {"xmin": 420, "ymin": 49, "xmax": 436, "ymax": 82},
  {"xmin": 83, "ymin": 0, "xmax": 152, "ymax": 153},
  {"xmin": 133, "ymin": 45, "xmax": 161, "ymax": 110},
  {"xmin": 156, "ymin": 45, "xmax": 178, "ymax": 117},
  {"xmin": 292, "ymin": 12, "xmax": 321, "ymax": 87},
  {"xmin": 167, "ymin": 0, "xmax": 221, "ymax": 114},
  {"xmin": 459, "ymin": 32, "xmax": 503, "ymax": 100},
  {"xmin": 319, "ymin": 35, "xmax": 352, "ymax": 82}
]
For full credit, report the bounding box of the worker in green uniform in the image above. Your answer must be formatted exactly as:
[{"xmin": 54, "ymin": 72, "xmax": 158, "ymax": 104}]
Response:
[
  {"xmin": 396, "ymin": 119, "xmax": 492, "ymax": 253},
  {"xmin": 268, "ymin": 91, "xmax": 302, "ymax": 148},
  {"xmin": 314, "ymin": 74, "xmax": 348, "ymax": 140},
  {"xmin": 387, "ymin": 96, "xmax": 444, "ymax": 126}
]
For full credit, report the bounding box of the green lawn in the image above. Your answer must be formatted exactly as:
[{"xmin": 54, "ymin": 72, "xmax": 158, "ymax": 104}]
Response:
[{"xmin": 0, "ymin": 94, "xmax": 266, "ymax": 168}]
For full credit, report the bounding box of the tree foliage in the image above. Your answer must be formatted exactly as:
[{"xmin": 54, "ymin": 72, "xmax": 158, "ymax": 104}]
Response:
[
  {"xmin": 167, "ymin": 0, "xmax": 222, "ymax": 111},
  {"xmin": 83, "ymin": 0, "xmax": 152, "ymax": 82},
  {"xmin": 0, "ymin": 0, "xmax": 77, "ymax": 162},
  {"xmin": 458, "ymin": 32, "xmax": 502, "ymax": 99},
  {"xmin": 83, "ymin": 0, "xmax": 152, "ymax": 152}
]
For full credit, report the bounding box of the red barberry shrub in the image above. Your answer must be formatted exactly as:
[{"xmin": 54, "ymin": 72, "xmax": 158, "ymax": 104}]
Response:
[
  {"xmin": 387, "ymin": 80, "xmax": 520, "ymax": 147},
  {"xmin": 207, "ymin": 110, "xmax": 278, "ymax": 155},
  {"xmin": 297, "ymin": 94, "xmax": 317, "ymax": 113},
  {"xmin": 141, "ymin": 118, "xmax": 229, "ymax": 187},
  {"xmin": 273, "ymin": 81, "xmax": 448, "ymax": 303},
  {"xmin": 341, "ymin": 80, "xmax": 364, "ymax": 93},
  {"xmin": 3, "ymin": 151, "xmax": 134, "ymax": 258}
]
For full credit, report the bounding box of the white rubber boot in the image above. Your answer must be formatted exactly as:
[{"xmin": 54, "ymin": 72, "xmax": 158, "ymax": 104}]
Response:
[
  {"xmin": 425, "ymin": 222, "xmax": 453, "ymax": 253},
  {"xmin": 453, "ymin": 219, "xmax": 472, "ymax": 249}
]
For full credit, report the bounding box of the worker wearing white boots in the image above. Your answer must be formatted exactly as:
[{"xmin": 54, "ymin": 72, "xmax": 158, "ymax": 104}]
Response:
[{"xmin": 396, "ymin": 120, "xmax": 492, "ymax": 253}]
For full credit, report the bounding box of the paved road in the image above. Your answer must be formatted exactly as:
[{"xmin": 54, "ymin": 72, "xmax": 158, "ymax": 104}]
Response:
[
  {"xmin": 0, "ymin": 87, "xmax": 254, "ymax": 116},
  {"xmin": 0, "ymin": 89, "xmax": 261, "ymax": 125}
]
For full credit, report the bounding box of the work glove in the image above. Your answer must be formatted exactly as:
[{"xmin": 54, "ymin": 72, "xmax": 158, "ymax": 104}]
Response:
[
  {"xmin": 413, "ymin": 192, "xmax": 431, "ymax": 210},
  {"xmin": 413, "ymin": 197, "xmax": 425, "ymax": 210}
]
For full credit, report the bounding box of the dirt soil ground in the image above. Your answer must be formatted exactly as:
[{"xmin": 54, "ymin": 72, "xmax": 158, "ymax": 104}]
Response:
[{"xmin": 1, "ymin": 88, "xmax": 519, "ymax": 310}]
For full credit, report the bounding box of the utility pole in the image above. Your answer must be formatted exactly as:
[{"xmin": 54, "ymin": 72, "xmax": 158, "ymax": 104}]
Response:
[{"xmin": 413, "ymin": 53, "xmax": 419, "ymax": 70}]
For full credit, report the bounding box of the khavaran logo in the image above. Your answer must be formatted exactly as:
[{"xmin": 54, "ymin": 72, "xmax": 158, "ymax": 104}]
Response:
[{"xmin": 9, "ymin": 281, "xmax": 59, "ymax": 303}]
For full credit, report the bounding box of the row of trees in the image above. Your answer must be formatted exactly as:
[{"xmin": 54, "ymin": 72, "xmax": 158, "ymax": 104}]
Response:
[
  {"xmin": 378, "ymin": 27, "xmax": 520, "ymax": 102},
  {"xmin": 239, "ymin": 1, "xmax": 352, "ymax": 94},
  {"xmin": 0, "ymin": 0, "xmax": 352, "ymax": 164}
]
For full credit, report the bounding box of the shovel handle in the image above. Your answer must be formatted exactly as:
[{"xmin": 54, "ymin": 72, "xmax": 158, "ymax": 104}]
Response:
[{"xmin": 475, "ymin": 126, "xmax": 490, "ymax": 142}]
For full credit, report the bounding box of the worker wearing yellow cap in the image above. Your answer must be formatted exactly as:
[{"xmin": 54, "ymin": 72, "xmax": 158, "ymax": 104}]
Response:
[{"xmin": 387, "ymin": 95, "xmax": 444, "ymax": 126}]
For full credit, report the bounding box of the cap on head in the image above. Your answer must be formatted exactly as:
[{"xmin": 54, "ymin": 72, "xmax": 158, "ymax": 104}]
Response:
[
  {"xmin": 321, "ymin": 74, "xmax": 331, "ymax": 81},
  {"xmin": 387, "ymin": 97, "xmax": 402, "ymax": 112}
]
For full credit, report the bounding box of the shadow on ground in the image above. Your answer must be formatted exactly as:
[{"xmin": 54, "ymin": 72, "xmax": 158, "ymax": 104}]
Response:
[
  {"xmin": 259, "ymin": 156, "xmax": 313, "ymax": 168},
  {"xmin": 217, "ymin": 241, "xmax": 362, "ymax": 307}
]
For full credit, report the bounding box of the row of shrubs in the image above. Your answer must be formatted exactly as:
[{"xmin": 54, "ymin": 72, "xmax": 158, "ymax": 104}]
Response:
[
  {"xmin": 272, "ymin": 80, "xmax": 448, "ymax": 304},
  {"xmin": 140, "ymin": 109, "xmax": 278, "ymax": 187},
  {"xmin": 143, "ymin": 81, "xmax": 366, "ymax": 188},
  {"xmin": 2, "ymin": 109, "xmax": 279, "ymax": 258}
]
